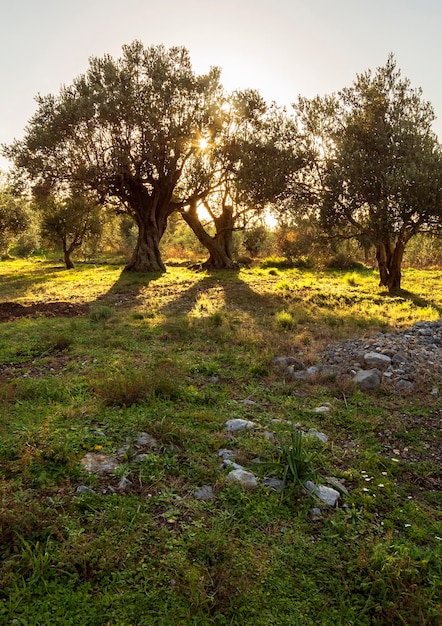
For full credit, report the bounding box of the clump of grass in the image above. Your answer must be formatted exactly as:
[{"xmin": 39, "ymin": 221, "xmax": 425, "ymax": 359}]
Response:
[
  {"xmin": 93, "ymin": 360, "xmax": 184, "ymax": 406},
  {"xmin": 89, "ymin": 305, "xmax": 114, "ymax": 322},
  {"xmin": 275, "ymin": 310, "xmax": 296, "ymax": 330},
  {"xmin": 280, "ymin": 428, "xmax": 316, "ymax": 486}
]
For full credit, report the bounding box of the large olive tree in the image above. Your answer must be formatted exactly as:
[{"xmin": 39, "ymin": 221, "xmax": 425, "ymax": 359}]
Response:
[
  {"xmin": 4, "ymin": 42, "xmax": 223, "ymax": 272},
  {"xmin": 177, "ymin": 90, "xmax": 304, "ymax": 268},
  {"xmin": 293, "ymin": 56, "xmax": 442, "ymax": 291}
]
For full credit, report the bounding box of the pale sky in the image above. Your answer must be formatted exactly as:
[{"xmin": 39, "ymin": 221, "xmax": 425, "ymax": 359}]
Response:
[{"xmin": 1, "ymin": 0, "xmax": 441, "ymax": 171}]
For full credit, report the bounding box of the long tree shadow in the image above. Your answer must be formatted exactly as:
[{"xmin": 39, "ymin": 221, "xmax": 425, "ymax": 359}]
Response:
[
  {"xmin": 90, "ymin": 269, "xmax": 163, "ymax": 311},
  {"xmin": 382, "ymin": 288, "xmax": 442, "ymax": 318},
  {"xmin": 160, "ymin": 270, "xmax": 289, "ymax": 320}
]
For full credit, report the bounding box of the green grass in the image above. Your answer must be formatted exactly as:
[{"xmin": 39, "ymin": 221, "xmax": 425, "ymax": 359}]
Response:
[{"xmin": 0, "ymin": 257, "xmax": 441, "ymax": 624}]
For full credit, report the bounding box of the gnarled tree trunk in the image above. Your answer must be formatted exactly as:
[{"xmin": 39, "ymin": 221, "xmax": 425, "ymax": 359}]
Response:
[
  {"xmin": 125, "ymin": 227, "xmax": 165, "ymax": 272},
  {"xmin": 376, "ymin": 237, "xmax": 405, "ymax": 292},
  {"xmin": 181, "ymin": 203, "xmax": 237, "ymax": 270},
  {"xmin": 122, "ymin": 185, "xmax": 172, "ymax": 273}
]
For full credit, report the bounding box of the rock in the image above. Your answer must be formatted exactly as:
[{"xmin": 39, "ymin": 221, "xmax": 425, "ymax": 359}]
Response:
[
  {"xmin": 262, "ymin": 478, "xmax": 286, "ymax": 492},
  {"xmin": 80, "ymin": 453, "xmax": 120, "ymax": 474},
  {"xmin": 272, "ymin": 356, "xmax": 304, "ymax": 371},
  {"xmin": 226, "ymin": 469, "xmax": 258, "ymax": 489},
  {"xmin": 313, "ymin": 405, "xmax": 331, "ymax": 414},
  {"xmin": 318, "ymin": 320, "xmax": 442, "ymax": 393},
  {"xmin": 353, "ymin": 368, "xmax": 381, "ymax": 391},
  {"xmin": 431, "ymin": 386, "xmax": 439, "ymax": 397},
  {"xmin": 222, "ymin": 459, "xmax": 245, "ymax": 471},
  {"xmin": 395, "ymin": 379, "xmax": 414, "ymax": 393},
  {"xmin": 118, "ymin": 476, "xmax": 133, "ymax": 490},
  {"xmin": 306, "ymin": 428, "xmax": 328, "ymax": 443},
  {"xmin": 136, "ymin": 432, "xmax": 158, "ymax": 447},
  {"xmin": 325, "ymin": 476, "xmax": 349, "ymax": 496},
  {"xmin": 309, "ymin": 507, "xmax": 323, "ymax": 521},
  {"xmin": 364, "ymin": 352, "xmax": 392, "ymax": 369},
  {"xmin": 194, "ymin": 485, "xmax": 215, "ymax": 500},
  {"xmin": 225, "ymin": 419, "xmax": 256, "ymax": 432},
  {"xmin": 218, "ymin": 448, "xmax": 236, "ymax": 460},
  {"xmin": 76, "ymin": 485, "xmax": 95, "ymax": 494},
  {"xmin": 304, "ymin": 481, "xmax": 340, "ymax": 506}
]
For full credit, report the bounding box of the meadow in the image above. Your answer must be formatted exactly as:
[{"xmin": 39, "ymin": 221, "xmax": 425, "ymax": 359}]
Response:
[{"xmin": 0, "ymin": 256, "xmax": 441, "ymax": 625}]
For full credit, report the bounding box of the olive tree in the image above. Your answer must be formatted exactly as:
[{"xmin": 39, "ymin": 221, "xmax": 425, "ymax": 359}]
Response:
[
  {"xmin": 292, "ymin": 56, "xmax": 442, "ymax": 291},
  {"xmin": 38, "ymin": 192, "xmax": 105, "ymax": 269},
  {"xmin": 4, "ymin": 42, "xmax": 223, "ymax": 272},
  {"xmin": 177, "ymin": 91, "xmax": 304, "ymax": 268},
  {"xmin": 0, "ymin": 176, "xmax": 29, "ymax": 254}
]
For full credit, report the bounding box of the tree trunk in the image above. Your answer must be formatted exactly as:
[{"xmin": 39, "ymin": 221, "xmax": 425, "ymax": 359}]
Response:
[
  {"xmin": 375, "ymin": 238, "xmax": 405, "ymax": 291},
  {"xmin": 63, "ymin": 242, "xmax": 75, "ymax": 270},
  {"xmin": 125, "ymin": 228, "xmax": 165, "ymax": 272},
  {"xmin": 181, "ymin": 203, "xmax": 237, "ymax": 270}
]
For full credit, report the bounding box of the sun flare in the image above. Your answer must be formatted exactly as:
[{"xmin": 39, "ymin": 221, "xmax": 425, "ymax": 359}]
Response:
[{"xmin": 198, "ymin": 137, "xmax": 209, "ymax": 151}]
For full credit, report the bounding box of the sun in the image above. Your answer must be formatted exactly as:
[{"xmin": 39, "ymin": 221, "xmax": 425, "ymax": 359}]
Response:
[{"xmin": 198, "ymin": 136, "xmax": 209, "ymax": 151}]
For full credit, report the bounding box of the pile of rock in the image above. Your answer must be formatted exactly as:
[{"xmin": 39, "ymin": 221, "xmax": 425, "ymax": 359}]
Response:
[{"xmin": 274, "ymin": 320, "xmax": 442, "ymax": 395}]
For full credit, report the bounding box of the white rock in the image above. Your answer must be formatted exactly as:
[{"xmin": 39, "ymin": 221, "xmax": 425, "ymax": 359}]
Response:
[
  {"xmin": 304, "ymin": 481, "xmax": 340, "ymax": 506},
  {"xmin": 225, "ymin": 419, "xmax": 256, "ymax": 432},
  {"xmin": 226, "ymin": 469, "xmax": 258, "ymax": 489}
]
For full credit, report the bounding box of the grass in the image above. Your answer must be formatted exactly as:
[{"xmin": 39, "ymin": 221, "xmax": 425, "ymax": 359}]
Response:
[{"xmin": 0, "ymin": 256, "xmax": 441, "ymax": 624}]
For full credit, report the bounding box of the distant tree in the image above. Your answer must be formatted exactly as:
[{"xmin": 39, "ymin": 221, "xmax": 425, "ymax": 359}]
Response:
[
  {"xmin": 292, "ymin": 55, "xmax": 442, "ymax": 291},
  {"xmin": 0, "ymin": 177, "xmax": 29, "ymax": 254},
  {"xmin": 177, "ymin": 91, "xmax": 304, "ymax": 268},
  {"xmin": 38, "ymin": 192, "xmax": 104, "ymax": 269},
  {"xmin": 3, "ymin": 42, "xmax": 223, "ymax": 272}
]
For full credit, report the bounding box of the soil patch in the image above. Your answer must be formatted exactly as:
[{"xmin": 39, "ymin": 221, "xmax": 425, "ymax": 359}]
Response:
[{"xmin": 0, "ymin": 301, "xmax": 90, "ymax": 322}]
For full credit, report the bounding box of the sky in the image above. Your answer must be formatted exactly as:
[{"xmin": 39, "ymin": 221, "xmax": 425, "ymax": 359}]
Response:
[{"xmin": 1, "ymin": 0, "xmax": 441, "ymax": 171}]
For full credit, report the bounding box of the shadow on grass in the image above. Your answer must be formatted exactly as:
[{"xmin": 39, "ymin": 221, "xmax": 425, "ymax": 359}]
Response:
[
  {"xmin": 159, "ymin": 269, "xmax": 287, "ymax": 319},
  {"xmin": 382, "ymin": 288, "xmax": 442, "ymax": 317}
]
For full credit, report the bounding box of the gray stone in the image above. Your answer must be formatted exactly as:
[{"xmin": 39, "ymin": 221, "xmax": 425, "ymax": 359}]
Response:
[
  {"xmin": 118, "ymin": 476, "xmax": 133, "ymax": 490},
  {"xmin": 431, "ymin": 386, "xmax": 439, "ymax": 397},
  {"xmin": 353, "ymin": 368, "xmax": 381, "ymax": 391},
  {"xmin": 306, "ymin": 428, "xmax": 328, "ymax": 443},
  {"xmin": 223, "ymin": 459, "xmax": 245, "ymax": 471},
  {"xmin": 218, "ymin": 448, "xmax": 236, "ymax": 460},
  {"xmin": 136, "ymin": 432, "xmax": 158, "ymax": 447},
  {"xmin": 226, "ymin": 469, "xmax": 258, "ymax": 489},
  {"xmin": 395, "ymin": 379, "xmax": 414, "ymax": 393},
  {"xmin": 194, "ymin": 485, "xmax": 215, "ymax": 500},
  {"xmin": 262, "ymin": 478, "xmax": 286, "ymax": 492},
  {"xmin": 364, "ymin": 352, "xmax": 392, "ymax": 368},
  {"xmin": 325, "ymin": 476, "xmax": 349, "ymax": 496},
  {"xmin": 272, "ymin": 356, "xmax": 304, "ymax": 371},
  {"xmin": 309, "ymin": 507, "xmax": 323, "ymax": 521},
  {"xmin": 225, "ymin": 419, "xmax": 256, "ymax": 432},
  {"xmin": 76, "ymin": 485, "xmax": 95, "ymax": 494},
  {"xmin": 304, "ymin": 481, "xmax": 340, "ymax": 506}
]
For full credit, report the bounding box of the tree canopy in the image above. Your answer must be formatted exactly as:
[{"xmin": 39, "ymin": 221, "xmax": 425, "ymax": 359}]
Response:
[
  {"xmin": 4, "ymin": 42, "xmax": 224, "ymax": 272},
  {"xmin": 292, "ymin": 55, "xmax": 442, "ymax": 290}
]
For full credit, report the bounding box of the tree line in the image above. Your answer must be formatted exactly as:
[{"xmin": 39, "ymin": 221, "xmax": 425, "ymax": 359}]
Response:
[{"xmin": 2, "ymin": 42, "xmax": 442, "ymax": 290}]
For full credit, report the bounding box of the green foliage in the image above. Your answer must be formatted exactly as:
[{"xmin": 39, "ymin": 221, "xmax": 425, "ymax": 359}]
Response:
[
  {"xmin": 280, "ymin": 428, "xmax": 316, "ymax": 486},
  {"xmin": 292, "ymin": 55, "xmax": 442, "ymax": 290}
]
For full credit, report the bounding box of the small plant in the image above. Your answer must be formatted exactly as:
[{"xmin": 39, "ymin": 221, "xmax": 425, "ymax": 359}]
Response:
[
  {"xmin": 89, "ymin": 305, "xmax": 114, "ymax": 322},
  {"xmin": 281, "ymin": 428, "xmax": 315, "ymax": 486},
  {"xmin": 275, "ymin": 310, "xmax": 295, "ymax": 330}
]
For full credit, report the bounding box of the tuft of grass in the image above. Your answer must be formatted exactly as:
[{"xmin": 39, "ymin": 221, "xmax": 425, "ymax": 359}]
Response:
[{"xmin": 89, "ymin": 305, "xmax": 115, "ymax": 322}]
